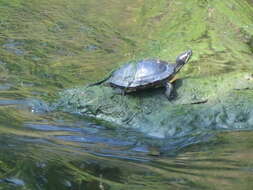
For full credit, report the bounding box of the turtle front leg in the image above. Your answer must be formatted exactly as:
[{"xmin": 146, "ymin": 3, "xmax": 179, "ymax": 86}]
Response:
[
  {"xmin": 114, "ymin": 87, "xmax": 125, "ymax": 95},
  {"xmin": 165, "ymin": 82, "xmax": 173, "ymax": 99}
]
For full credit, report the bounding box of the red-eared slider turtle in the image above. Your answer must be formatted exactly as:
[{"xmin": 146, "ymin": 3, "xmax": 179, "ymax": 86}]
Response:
[{"xmin": 90, "ymin": 50, "xmax": 192, "ymax": 99}]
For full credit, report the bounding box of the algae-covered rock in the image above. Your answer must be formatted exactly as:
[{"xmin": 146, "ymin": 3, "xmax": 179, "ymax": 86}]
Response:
[
  {"xmin": 57, "ymin": 72, "xmax": 253, "ymax": 140},
  {"xmin": 54, "ymin": 0, "xmax": 253, "ymax": 150}
]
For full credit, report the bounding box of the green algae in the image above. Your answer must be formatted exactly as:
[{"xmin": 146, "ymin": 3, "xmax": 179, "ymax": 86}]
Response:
[
  {"xmin": 0, "ymin": 0, "xmax": 252, "ymax": 101},
  {"xmin": 55, "ymin": 0, "xmax": 253, "ymax": 141},
  {"xmin": 135, "ymin": 0, "xmax": 253, "ymax": 77},
  {"xmin": 0, "ymin": 0, "xmax": 252, "ymax": 154},
  {"xmin": 0, "ymin": 0, "xmax": 253, "ymax": 189},
  {"xmin": 0, "ymin": 0, "xmax": 143, "ymax": 101},
  {"xmin": 57, "ymin": 72, "xmax": 253, "ymax": 140}
]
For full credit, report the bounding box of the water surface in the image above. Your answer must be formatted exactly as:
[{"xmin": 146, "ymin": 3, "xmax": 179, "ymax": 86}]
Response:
[{"xmin": 0, "ymin": 0, "xmax": 253, "ymax": 189}]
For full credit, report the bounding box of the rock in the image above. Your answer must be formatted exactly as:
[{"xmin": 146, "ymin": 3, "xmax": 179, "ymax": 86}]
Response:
[{"xmin": 57, "ymin": 72, "xmax": 253, "ymax": 142}]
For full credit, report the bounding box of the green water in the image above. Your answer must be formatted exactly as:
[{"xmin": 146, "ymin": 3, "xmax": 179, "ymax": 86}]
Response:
[{"xmin": 0, "ymin": 0, "xmax": 253, "ymax": 189}]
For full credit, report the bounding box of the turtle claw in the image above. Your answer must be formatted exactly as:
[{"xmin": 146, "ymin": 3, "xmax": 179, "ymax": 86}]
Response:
[
  {"xmin": 165, "ymin": 82, "xmax": 173, "ymax": 100},
  {"xmin": 114, "ymin": 88, "xmax": 125, "ymax": 95}
]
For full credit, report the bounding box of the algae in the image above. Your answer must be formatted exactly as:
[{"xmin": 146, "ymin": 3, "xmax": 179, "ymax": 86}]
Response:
[
  {"xmin": 0, "ymin": 0, "xmax": 253, "ymax": 189},
  {"xmin": 56, "ymin": 0, "xmax": 253, "ymax": 143},
  {"xmin": 57, "ymin": 72, "xmax": 253, "ymax": 140},
  {"xmin": 0, "ymin": 0, "xmax": 252, "ymax": 100}
]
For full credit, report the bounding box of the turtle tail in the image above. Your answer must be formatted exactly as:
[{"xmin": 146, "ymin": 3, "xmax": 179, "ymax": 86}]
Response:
[
  {"xmin": 87, "ymin": 77, "xmax": 109, "ymax": 87},
  {"xmin": 87, "ymin": 70, "xmax": 115, "ymax": 87}
]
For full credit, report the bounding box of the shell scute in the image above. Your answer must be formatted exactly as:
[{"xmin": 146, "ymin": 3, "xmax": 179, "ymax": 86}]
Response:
[{"xmin": 109, "ymin": 59, "xmax": 174, "ymax": 88}]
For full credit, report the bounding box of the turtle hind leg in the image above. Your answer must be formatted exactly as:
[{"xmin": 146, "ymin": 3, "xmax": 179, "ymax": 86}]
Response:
[{"xmin": 165, "ymin": 82, "xmax": 173, "ymax": 99}]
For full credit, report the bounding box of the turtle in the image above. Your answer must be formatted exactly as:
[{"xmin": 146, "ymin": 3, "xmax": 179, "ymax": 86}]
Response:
[{"xmin": 89, "ymin": 50, "xmax": 192, "ymax": 99}]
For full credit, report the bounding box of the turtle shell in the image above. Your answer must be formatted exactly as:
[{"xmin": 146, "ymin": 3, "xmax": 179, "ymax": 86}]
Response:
[{"xmin": 108, "ymin": 59, "xmax": 175, "ymax": 89}]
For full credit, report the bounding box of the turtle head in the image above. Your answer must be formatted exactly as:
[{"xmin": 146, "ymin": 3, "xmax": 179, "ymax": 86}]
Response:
[{"xmin": 175, "ymin": 50, "xmax": 192, "ymax": 73}]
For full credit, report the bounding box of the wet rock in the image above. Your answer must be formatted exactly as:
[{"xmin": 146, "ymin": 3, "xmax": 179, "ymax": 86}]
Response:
[
  {"xmin": 57, "ymin": 72, "xmax": 253, "ymax": 145},
  {"xmin": 26, "ymin": 99, "xmax": 50, "ymax": 113}
]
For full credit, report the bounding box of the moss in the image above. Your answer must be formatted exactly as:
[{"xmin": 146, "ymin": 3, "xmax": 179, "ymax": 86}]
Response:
[{"xmin": 57, "ymin": 71, "xmax": 253, "ymax": 142}]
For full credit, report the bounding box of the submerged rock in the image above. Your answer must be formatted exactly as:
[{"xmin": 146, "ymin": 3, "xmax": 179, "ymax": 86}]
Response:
[{"xmin": 57, "ymin": 72, "xmax": 253, "ymax": 141}]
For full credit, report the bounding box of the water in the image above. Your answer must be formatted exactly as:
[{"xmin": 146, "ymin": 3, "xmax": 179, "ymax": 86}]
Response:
[
  {"xmin": 1, "ymin": 104, "xmax": 253, "ymax": 189},
  {"xmin": 0, "ymin": 0, "xmax": 253, "ymax": 189}
]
